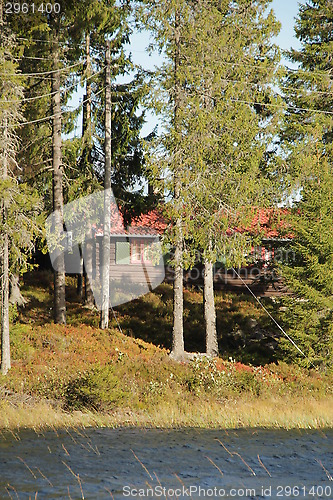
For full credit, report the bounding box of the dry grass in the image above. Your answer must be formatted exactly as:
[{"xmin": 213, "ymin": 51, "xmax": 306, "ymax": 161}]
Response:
[
  {"xmin": 137, "ymin": 395, "xmax": 333, "ymax": 430},
  {"xmin": 1, "ymin": 395, "xmax": 333, "ymax": 431}
]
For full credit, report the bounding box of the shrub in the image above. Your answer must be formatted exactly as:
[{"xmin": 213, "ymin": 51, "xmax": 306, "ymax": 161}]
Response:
[
  {"xmin": 186, "ymin": 355, "xmax": 231, "ymax": 396},
  {"xmin": 233, "ymin": 370, "xmax": 261, "ymax": 396},
  {"xmin": 64, "ymin": 364, "xmax": 129, "ymax": 411}
]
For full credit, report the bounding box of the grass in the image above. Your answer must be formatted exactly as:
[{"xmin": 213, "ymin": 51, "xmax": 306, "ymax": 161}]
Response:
[
  {"xmin": 0, "ymin": 270, "xmax": 333, "ymax": 431},
  {"xmin": 1, "ymin": 395, "xmax": 333, "ymax": 431}
]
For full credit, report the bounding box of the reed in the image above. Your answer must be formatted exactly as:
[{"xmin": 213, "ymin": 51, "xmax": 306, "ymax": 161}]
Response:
[{"xmin": 1, "ymin": 395, "xmax": 333, "ymax": 431}]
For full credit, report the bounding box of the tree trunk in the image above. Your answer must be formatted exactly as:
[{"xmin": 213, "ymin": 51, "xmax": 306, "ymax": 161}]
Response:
[
  {"xmin": 1, "ymin": 115, "xmax": 10, "ymax": 375},
  {"xmin": 82, "ymin": 32, "xmax": 94, "ymax": 307},
  {"xmin": 52, "ymin": 37, "xmax": 66, "ymax": 325},
  {"xmin": 76, "ymin": 245, "xmax": 83, "ymax": 298},
  {"xmin": 1, "ymin": 233, "xmax": 10, "ymax": 375},
  {"xmin": 170, "ymin": 8, "xmax": 185, "ymax": 360},
  {"xmin": 171, "ymin": 215, "xmax": 185, "ymax": 360},
  {"xmin": 9, "ymin": 274, "xmax": 26, "ymax": 306},
  {"xmin": 84, "ymin": 228, "xmax": 94, "ymax": 308},
  {"xmin": 204, "ymin": 256, "xmax": 218, "ymax": 357},
  {"xmin": 100, "ymin": 40, "xmax": 112, "ymax": 329}
]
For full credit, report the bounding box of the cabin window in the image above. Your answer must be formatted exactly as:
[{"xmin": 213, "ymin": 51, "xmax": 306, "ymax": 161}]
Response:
[
  {"xmin": 115, "ymin": 241, "xmax": 130, "ymax": 264},
  {"xmin": 130, "ymin": 239, "xmax": 152, "ymax": 264}
]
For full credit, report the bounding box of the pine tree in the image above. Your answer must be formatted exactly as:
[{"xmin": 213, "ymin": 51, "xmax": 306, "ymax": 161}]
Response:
[{"xmin": 279, "ymin": 0, "xmax": 333, "ymax": 368}]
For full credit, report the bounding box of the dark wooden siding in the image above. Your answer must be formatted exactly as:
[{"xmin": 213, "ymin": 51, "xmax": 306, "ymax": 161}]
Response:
[
  {"xmin": 109, "ymin": 264, "xmax": 164, "ymax": 285},
  {"xmin": 94, "ymin": 237, "xmax": 288, "ymax": 297},
  {"xmin": 95, "ymin": 236, "xmax": 162, "ymax": 284},
  {"xmin": 165, "ymin": 264, "xmax": 288, "ymax": 297}
]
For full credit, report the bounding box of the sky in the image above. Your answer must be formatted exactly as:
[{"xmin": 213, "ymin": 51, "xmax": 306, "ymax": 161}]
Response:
[
  {"xmin": 271, "ymin": 0, "xmax": 301, "ymax": 58},
  {"xmin": 69, "ymin": 0, "xmax": 303, "ymax": 138}
]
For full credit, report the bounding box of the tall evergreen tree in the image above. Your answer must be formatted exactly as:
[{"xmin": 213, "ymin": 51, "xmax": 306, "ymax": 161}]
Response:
[
  {"xmin": 6, "ymin": 1, "xmax": 82, "ymax": 324},
  {"xmin": 69, "ymin": 0, "xmax": 148, "ymax": 308},
  {"xmin": 140, "ymin": 0, "xmax": 281, "ymax": 358},
  {"xmin": 279, "ymin": 0, "xmax": 333, "ymax": 368},
  {"xmin": 71, "ymin": 0, "xmax": 148, "ymax": 224},
  {"xmin": 181, "ymin": 0, "xmax": 281, "ymax": 357},
  {"xmin": 0, "ymin": 4, "xmax": 41, "ymax": 374},
  {"xmin": 8, "ymin": 0, "xmax": 146, "ymax": 319},
  {"xmin": 138, "ymin": 0, "xmax": 195, "ymax": 360}
]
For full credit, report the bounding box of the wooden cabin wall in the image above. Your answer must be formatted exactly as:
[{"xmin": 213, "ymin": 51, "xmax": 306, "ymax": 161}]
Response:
[{"xmin": 93, "ymin": 237, "xmax": 289, "ymax": 297}]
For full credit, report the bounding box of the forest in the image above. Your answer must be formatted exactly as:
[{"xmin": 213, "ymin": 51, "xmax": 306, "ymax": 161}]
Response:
[{"xmin": 0, "ymin": 0, "xmax": 333, "ymax": 427}]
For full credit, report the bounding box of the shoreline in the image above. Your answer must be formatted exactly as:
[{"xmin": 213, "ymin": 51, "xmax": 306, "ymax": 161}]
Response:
[
  {"xmin": 2, "ymin": 281, "xmax": 332, "ymax": 435},
  {"xmin": 1, "ymin": 395, "xmax": 333, "ymax": 432}
]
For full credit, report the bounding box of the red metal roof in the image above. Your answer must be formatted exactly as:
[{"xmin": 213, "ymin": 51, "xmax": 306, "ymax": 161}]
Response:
[
  {"xmin": 95, "ymin": 207, "xmax": 290, "ymax": 239},
  {"xmin": 246, "ymin": 208, "xmax": 291, "ymax": 238},
  {"xmin": 95, "ymin": 208, "xmax": 167, "ymax": 237}
]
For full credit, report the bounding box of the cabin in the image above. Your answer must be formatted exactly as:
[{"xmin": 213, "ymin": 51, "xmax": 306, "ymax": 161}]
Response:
[
  {"xmin": 93, "ymin": 210, "xmax": 166, "ymax": 293},
  {"xmin": 91, "ymin": 207, "xmax": 291, "ymax": 298}
]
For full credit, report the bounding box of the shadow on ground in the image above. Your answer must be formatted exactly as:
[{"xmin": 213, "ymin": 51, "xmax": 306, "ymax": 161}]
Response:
[{"xmin": 19, "ymin": 272, "xmax": 282, "ymax": 366}]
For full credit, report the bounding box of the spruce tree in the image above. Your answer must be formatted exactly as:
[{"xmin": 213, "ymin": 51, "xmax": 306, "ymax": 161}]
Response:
[
  {"xmin": 71, "ymin": 0, "xmax": 148, "ymax": 223},
  {"xmin": 6, "ymin": 1, "xmax": 81, "ymax": 324},
  {"xmin": 138, "ymin": 0, "xmax": 195, "ymax": 360},
  {"xmin": 0, "ymin": 5, "xmax": 41, "ymax": 374},
  {"xmin": 181, "ymin": 0, "xmax": 281, "ymax": 357},
  {"xmin": 140, "ymin": 0, "xmax": 281, "ymax": 358},
  {"xmin": 8, "ymin": 0, "xmax": 146, "ymax": 319},
  {"xmin": 70, "ymin": 0, "xmax": 148, "ymax": 307},
  {"xmin": 279, "ymin": 0, "xmax": 333, "ymax": 368}
]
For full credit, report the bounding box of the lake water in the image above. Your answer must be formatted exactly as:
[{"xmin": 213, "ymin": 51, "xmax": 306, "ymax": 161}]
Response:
[{"xmin": 0, "ymin": 427, "xmax": 332, "ymax": 499}]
